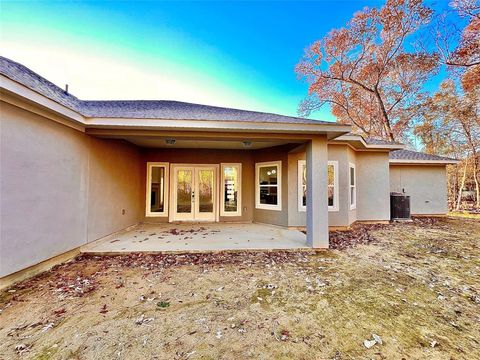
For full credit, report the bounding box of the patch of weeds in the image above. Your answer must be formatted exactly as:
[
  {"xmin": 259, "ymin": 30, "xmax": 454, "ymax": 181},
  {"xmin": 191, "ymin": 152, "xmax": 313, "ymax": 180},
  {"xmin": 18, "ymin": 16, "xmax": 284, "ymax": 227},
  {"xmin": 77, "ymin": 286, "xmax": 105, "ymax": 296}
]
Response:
[
  {"xmin": 66, "ymin": 347, "xmax": 82, "ymax": 359},
  {"xmin": 34, "ymin": 345, "xmax": 59, "ymax": 360},
  {"xmin": 157, "ymin": 301, "xmax": 170, "ymax": 309},
  {"xmin": 250, "ymin": 282, "xmax": 287, "ymax": 310}
]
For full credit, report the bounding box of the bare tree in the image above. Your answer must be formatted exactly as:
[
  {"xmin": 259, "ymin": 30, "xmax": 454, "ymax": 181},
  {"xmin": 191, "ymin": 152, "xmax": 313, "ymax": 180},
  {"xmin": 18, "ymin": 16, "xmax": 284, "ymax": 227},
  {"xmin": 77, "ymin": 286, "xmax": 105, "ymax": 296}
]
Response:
[{"xmin": 296, "ymin": 0, "xmax": 438, "ymax": 142}]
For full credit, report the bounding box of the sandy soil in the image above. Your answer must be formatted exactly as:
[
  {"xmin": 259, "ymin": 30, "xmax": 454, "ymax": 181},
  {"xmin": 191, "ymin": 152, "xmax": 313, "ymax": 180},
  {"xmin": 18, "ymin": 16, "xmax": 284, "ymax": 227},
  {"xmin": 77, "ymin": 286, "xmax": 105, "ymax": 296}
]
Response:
[{"xmin": 0, "ymin": 217, "xmax": 479, "ymax": 360}]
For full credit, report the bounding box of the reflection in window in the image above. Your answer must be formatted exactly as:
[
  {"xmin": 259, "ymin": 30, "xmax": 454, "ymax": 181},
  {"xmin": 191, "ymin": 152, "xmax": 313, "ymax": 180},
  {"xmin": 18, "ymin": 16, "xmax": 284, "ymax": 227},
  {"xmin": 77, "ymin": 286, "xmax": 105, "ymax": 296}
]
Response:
[
  {"xmin": 198, "ymin": 169, "xmax": 214, "ymax": 213},
  {"xmin": 256, "ymin": 161, "xmax": 282, "ymax": 210},
  {"xmin": 350, "ymin": 164, "xmax": 356, "ymax": 209},
  {"xmin": 176, "ymin": 170, "xmax": 192, "ymax": 213},
  {"xmin": 150, "ymin": 166, "xmax": 165, "ymax": 213},
  {"xmin": 147, "ymin": 163, "xmax": 168, "ymax": 217},
  {"xmin": 259, "ymin": 165, "xmax": 278, "ymax": 205},
  {"xmin": 328, "ymin": 164, "xmax": 335, "ymax": 207},
  {"xmin": 222, "ymin": 165, "xmax": 240, "ymax": 215},
  {"xmin": 298, "ymin": 160, "xmax": 338, "ymax": 211},
  {"xmin": 301, "ymin": 162, "xmax": 307, "ymax": 207}
]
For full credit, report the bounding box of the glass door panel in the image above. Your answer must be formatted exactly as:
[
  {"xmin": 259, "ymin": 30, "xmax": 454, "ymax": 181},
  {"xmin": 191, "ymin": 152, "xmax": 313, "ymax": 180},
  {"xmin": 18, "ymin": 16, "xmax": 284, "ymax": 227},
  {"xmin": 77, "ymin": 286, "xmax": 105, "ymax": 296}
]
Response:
[
  {"xmin": 176, "ymin": 169, "xmax": 193, "ymax": 215},
  {"xmin": 171, "ymin": 165, "xmax": 216, "ymax": 222},
  {"xmin": 198, "ymin": 170, "xmax": 214, "ymax": 213},
  {"xmin": 194, "ymin": 167, "xmax": 216, "ymax": 221}
]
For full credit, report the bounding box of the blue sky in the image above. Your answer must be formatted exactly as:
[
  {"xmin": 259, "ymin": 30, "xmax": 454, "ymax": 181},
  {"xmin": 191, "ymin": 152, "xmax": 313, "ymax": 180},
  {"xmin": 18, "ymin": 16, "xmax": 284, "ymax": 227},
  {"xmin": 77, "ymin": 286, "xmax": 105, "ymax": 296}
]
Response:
[{"xmin": 0, "ymin": 1, "xmax": 457, "ymax": 121}]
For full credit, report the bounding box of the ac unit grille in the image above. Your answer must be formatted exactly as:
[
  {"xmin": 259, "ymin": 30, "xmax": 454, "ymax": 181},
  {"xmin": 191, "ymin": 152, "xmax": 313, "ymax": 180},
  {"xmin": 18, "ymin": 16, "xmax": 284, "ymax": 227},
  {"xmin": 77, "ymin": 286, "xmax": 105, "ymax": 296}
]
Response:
[{"xmin": 390, "ymin": 193, "xmax": 411, "ymax": 220}]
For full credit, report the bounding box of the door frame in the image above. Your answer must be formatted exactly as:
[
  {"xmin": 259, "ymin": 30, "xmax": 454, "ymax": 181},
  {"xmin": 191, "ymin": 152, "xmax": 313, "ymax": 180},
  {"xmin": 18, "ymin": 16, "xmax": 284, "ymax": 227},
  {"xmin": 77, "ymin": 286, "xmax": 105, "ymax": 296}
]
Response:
[{"xmin": 169, "ymin": 163, "xmax": 220, "ymax": 222}]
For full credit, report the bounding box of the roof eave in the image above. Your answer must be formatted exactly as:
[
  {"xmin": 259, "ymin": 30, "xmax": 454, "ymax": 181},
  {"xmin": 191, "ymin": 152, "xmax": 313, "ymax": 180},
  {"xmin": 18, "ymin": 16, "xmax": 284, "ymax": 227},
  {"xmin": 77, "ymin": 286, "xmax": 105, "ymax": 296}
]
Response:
[
  {"xmin": 84, "ymin": 117, "xmax": 351, "ymax": 138},
  {"xmin": 1, "ymin": 74, "xmax": 351, "ymax": 138},
  {"xmin": 331, "ymin": 134, "xmax": 405, "ymax": 150}
]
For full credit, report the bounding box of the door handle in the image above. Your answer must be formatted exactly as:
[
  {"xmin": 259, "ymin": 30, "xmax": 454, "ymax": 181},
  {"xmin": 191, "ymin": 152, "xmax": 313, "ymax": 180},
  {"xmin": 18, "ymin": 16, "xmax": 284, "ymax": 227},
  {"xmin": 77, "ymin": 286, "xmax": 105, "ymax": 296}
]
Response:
[{"xmin": 192, "ymin": 191, "xmax": 195, "ymax": 202}]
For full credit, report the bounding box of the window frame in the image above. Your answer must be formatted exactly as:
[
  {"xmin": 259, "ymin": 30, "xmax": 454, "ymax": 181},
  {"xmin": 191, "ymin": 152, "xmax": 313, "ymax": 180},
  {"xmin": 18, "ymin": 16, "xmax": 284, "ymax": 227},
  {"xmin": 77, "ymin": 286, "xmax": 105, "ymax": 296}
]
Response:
[
  {"xmin": 349, "ymin": 162, "xmax": 356, "ymax": 210},
  {"xmin": 297, "ymin": 160, "xmax": 339, "ymax": 212},
  {"xmin": 220, "ymin": 163, "xmax": 242, "ymax": 217},
  {"xmin": 255, "ymin": 160, "xmax": 282, "ymax": 211},
  {"xmin": 146, "ymin": 162, "xmax": 169, "ymax": 217}
]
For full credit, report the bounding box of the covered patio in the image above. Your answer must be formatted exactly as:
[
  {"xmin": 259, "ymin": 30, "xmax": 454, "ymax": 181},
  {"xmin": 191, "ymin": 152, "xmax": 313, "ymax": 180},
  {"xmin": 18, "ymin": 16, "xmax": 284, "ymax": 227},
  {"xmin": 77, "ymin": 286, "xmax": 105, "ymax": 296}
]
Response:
[{"xmin": 81, "ymin": 223, "xmax": 308, "ymax": 254}]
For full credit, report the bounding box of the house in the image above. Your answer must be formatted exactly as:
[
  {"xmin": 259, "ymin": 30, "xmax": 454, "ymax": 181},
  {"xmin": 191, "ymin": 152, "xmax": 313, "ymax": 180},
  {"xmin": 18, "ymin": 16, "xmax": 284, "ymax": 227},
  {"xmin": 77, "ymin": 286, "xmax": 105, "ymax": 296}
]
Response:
[{"xmin": 0, "ymin": 56, "xmax": 458, "ymax": 286}]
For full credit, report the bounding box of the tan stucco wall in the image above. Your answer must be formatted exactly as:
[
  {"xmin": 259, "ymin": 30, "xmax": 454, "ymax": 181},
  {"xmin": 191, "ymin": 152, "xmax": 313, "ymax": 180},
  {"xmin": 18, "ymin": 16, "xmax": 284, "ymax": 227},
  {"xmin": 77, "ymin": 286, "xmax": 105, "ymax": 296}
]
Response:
[
  {"xmin": 142, "ymin": 148, "xmax": 255, "ymax": 223},
  {"xmin": 87, "ymin": 138, "xmax": 143, "ymax": 241},
  {"xmin": 287, "ymin": 145, "xmax": 391, "ymax": 227},
  {"xmin": 389, "ymin": 165, "xmax": 448, "ymax": 215},
  {"xmin": 0, "ymin": 101, "xmax": 143, "ymax": 277},
  {"xmin": 288, "ymin": 144, "xmax": 353, "ymax": 227},
  {"xmin": 346, "ymin": 147, "xmax": 357, "ymax": 225},
  {"xmin": 356, "ymin": 151, "xmax": 390, "ymax": 221},
  {"xmin": 253, "ymin": 145, "xmax": 290, "ymax": 227}
]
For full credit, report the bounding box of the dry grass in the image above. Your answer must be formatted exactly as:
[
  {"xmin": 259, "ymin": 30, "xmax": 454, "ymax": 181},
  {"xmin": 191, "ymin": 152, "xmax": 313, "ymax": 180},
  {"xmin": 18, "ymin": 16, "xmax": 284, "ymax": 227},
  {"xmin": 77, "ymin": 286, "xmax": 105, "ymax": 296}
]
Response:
[
  {"xmin": 0, "ymin": 218, "xmax": 479, "ymax": 360},
  {"xmin": 448, "ymin": 211, "xmax": 480, "ymax": 219}
]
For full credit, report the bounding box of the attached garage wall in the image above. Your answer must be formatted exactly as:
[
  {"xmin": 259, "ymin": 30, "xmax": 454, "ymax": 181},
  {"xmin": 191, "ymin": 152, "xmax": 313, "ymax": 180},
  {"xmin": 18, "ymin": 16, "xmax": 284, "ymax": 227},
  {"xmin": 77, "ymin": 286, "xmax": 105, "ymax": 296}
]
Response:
[
  {"xmin": 0, "ymin": 101, "xmax": 143, "ymax": 277},
  {"xmin": 389, "ymin": 165, "xmax": 448, "ymax": 215}
]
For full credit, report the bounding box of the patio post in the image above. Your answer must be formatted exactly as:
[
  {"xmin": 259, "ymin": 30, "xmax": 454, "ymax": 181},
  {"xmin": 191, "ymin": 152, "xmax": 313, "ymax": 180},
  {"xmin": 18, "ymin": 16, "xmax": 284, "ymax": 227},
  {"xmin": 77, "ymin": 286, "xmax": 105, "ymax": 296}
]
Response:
[{"xmin": 306, "ymin": 136, "xmax": 329, "ymax": 248}]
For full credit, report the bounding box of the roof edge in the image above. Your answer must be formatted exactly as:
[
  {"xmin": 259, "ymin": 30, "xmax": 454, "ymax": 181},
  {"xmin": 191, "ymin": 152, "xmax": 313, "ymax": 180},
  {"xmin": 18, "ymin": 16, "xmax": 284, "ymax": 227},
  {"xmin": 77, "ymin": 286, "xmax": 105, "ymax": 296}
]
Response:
[
  {"xmin": 389, "ymin": 159, "xmax": 460, "ymax": 165},
  {"xmin": 331, "ymin": 134, "xmax": 405, "ymax": 150},
  {"xmin": 1, "ymin": 74, "xmax": 351, "ymax": 137}
]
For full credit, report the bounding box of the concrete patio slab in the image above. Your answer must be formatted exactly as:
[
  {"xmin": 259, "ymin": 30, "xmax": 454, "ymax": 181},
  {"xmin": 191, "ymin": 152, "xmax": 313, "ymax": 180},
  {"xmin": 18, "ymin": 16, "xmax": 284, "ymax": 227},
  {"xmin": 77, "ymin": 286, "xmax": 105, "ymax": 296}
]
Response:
[{"xmin": 80, "ymin": 223, "xmax": 308, "ymax": 254}]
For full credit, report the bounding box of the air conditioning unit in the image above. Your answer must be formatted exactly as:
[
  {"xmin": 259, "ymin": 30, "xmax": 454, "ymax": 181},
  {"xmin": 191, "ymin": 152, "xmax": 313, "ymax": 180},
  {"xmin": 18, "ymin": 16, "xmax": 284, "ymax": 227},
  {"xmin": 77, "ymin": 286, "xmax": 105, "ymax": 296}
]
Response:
[{"xmin": 390, "ymin": 192, "xmax": 411, "ymax": 220}]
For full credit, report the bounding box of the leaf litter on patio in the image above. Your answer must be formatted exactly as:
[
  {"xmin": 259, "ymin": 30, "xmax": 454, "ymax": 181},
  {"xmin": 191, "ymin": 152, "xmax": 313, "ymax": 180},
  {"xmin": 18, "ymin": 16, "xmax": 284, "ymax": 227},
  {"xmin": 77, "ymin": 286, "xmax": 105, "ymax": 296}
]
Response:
[{"xmin": 0, "ymin": 217, "xmax": 479, "ymax": 359}]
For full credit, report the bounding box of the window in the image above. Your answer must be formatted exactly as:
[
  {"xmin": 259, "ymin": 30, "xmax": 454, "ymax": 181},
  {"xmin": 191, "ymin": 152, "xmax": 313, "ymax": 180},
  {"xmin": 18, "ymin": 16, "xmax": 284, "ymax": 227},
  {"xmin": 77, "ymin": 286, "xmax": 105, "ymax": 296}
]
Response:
[
  {"xmin": 221, "ymin": 163, "xmax": 242, "ymax": 216},
  {"xmin": 349, "ymin": 163, "xmax": 356, "ymax": 210},
  {"xmin": 298, "ymin": 160, "xmax": 307, "ymax": 211},
  {"xmin": 298, "ymin": 160, "xmax": 338, "ymax": 212},
  {"xmin": 146, "ymin": 162, "xmax": 169, "ymax": 217},
  {"xmin": 328, "ymin": 161, "xmax": 339, "ymax": 211},
  {"xmin": 255, "ymin": 161, "xmax": 282, "ymax": 211}
]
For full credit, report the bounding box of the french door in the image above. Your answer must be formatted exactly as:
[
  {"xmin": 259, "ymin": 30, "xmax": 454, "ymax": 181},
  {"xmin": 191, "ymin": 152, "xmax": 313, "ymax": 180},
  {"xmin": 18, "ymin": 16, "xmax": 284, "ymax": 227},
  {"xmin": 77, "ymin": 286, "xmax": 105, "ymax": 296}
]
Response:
[{"xmin": 171, "ymin": 165, "xmax": 217, "ymax": 221}]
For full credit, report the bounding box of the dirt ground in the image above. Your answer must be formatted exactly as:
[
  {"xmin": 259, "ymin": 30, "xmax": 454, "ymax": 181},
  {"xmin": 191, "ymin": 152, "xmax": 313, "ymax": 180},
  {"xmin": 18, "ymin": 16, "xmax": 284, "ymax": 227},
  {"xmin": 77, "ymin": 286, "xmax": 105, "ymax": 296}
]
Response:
[{"xmin": 1, "ymin": 217, "xmax": 479, "ymax": 360}]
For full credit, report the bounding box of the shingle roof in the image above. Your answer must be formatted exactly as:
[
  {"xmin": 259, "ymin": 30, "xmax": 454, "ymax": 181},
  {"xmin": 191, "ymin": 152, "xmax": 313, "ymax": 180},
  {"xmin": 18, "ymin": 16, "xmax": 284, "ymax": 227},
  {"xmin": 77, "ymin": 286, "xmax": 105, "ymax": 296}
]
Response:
[
  {"xmin": 0, "ymin": 56, "xmax": 334, "ymax": 125},
  {"xmin": 390, "ymin": 149, "xmax": 458, "ymax": 162},
  {"xmin": 364, "ymin": 138, "xmax": 403, "ymax": 145}
]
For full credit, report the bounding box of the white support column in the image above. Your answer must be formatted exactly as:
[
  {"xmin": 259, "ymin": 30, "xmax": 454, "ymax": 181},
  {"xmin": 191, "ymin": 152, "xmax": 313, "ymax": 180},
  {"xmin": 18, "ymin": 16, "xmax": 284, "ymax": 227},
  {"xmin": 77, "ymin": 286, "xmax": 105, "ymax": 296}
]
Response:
[{"xmin": 306, "ymin": 136, "xmax": 329, "ymax": 248}]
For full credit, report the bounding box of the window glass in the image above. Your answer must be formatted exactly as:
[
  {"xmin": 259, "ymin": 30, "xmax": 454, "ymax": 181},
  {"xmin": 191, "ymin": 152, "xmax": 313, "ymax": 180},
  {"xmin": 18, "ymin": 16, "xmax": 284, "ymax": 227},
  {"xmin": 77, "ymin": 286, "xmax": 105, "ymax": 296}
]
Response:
[
  {"xmin": 176, "ymin": 169, "xmax": 192, "ymax": 213},
  {"xmin": 259, "ymin": 166, "xmax": 278, "ymax": 185},
  {"xmin": 198, "ymin": 169, "xmax": 214, "ymax": 213},
  {"xmin": 257, "ymin": 162, "xmax": 281, "ymax": 209},
  {"xmin": 302, "ymin": 164, "xmax": 307, "ymax": 207},
  {"xmin": 150, "ymin": 166, "xmax": 165, "ymax": 213},
  {"xmin": 328, "ymin": 164, "xmax": 335, "ymax": 207},
  {"xmin": 350, "ymin": 165, "xmax": 356, "ymax": 208},
  {"xmin": 223, "ymin": 166, "xmax": 238, "ymax": 213},
  {"xmin": 260, "ymin": 186, "xmax": 278, "ymax": 205},
  {"xmin": 299, "ymin": 161, "xmax": 337, "ymax": 210}
]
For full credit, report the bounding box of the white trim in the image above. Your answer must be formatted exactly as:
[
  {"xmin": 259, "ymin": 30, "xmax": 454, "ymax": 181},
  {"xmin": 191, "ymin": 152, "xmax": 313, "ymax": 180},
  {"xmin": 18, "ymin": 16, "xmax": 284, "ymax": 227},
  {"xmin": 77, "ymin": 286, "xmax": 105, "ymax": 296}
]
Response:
[
  {"xmin": 255, "ymin": 161, "xmax": 282, "ymax": 211},
  {"xmin": 297, "ymin": 160, "xmax": 339, "ymax": 212},
  {"xmin": 349, "ymin": 162, "xmax": 356, "ymax": 210},
  {"xmin": 220, "ymin": 163, "xmax": 242, "ymax": 217},
  {"xmin": 145, "ymin": 162, "xmax": 169, "ymax": 217}
]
